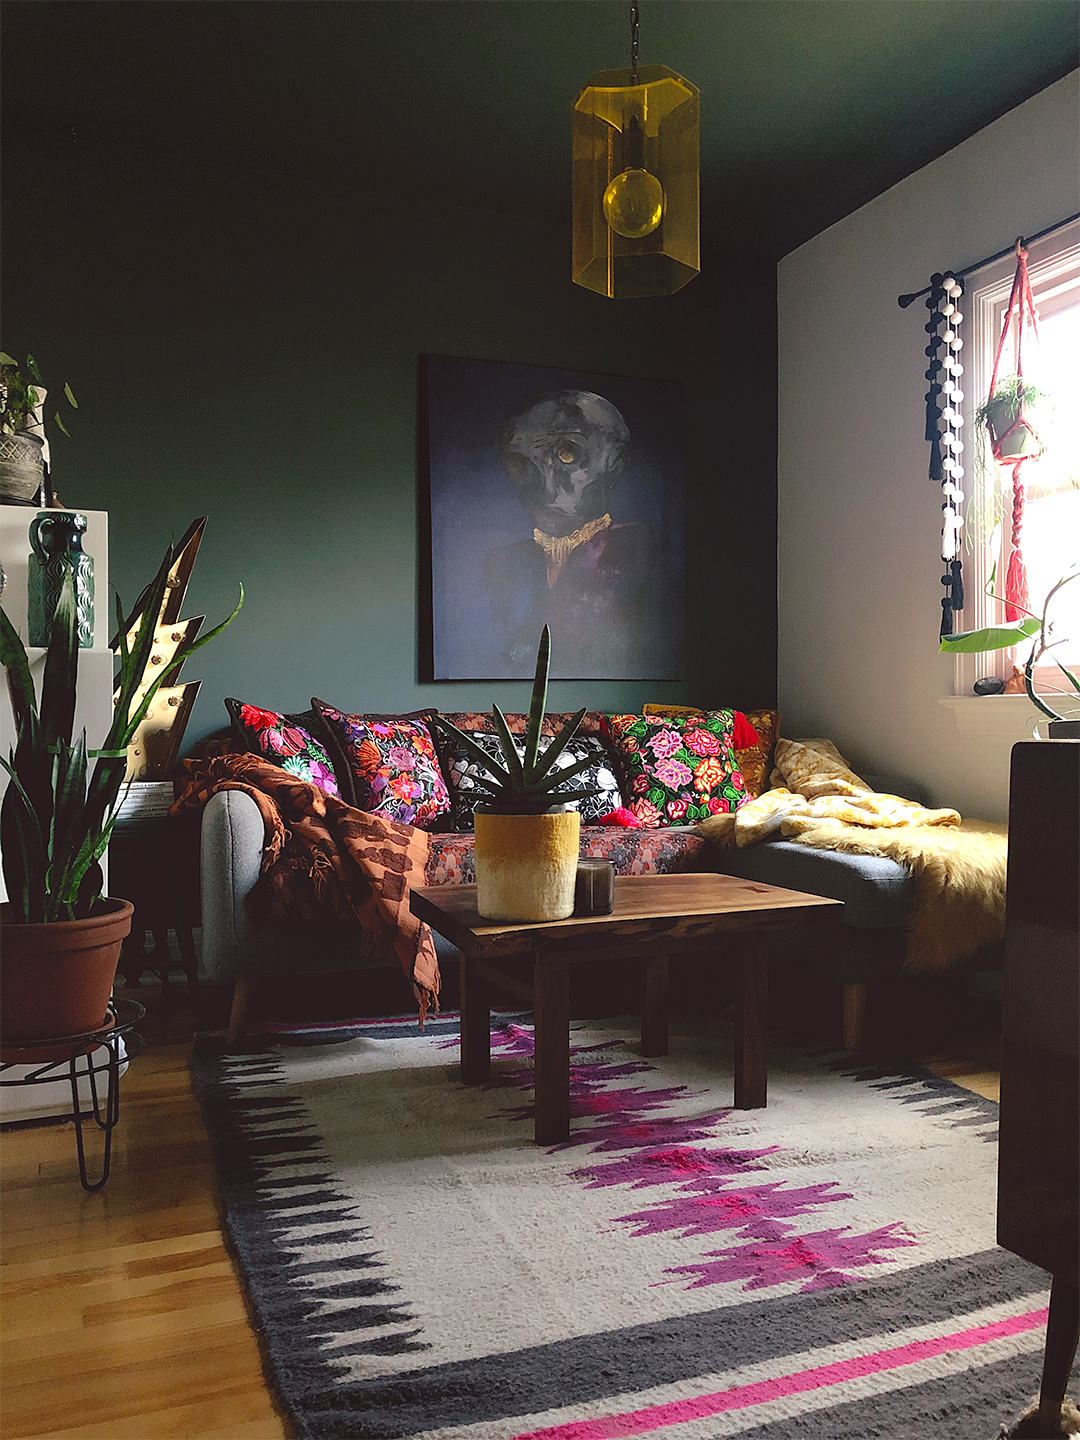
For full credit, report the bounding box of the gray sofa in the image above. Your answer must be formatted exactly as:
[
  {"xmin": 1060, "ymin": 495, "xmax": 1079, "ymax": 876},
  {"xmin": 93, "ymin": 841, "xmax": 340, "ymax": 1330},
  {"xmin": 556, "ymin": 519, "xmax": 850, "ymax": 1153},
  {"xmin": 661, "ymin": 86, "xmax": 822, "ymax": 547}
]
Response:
[
  {"xmin": 707, "ymin": 772, "xmax": 1003, "ymax": 1046},
  {"xmin": 200, "ymin": 771, "xmax": 1001, "ymax": 1050}
]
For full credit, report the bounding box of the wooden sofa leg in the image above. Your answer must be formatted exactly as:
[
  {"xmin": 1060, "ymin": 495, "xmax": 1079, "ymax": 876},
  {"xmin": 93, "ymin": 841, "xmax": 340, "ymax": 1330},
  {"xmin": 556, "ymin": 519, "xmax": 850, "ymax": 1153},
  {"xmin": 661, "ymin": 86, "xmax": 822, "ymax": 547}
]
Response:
[
  {"xmin": 842, "ymin": 982, "xmax": 867, "ymax": 1050},
  {"xmin": 226, "ymin": 977, "xmax": 259, "ymax": 1051}
]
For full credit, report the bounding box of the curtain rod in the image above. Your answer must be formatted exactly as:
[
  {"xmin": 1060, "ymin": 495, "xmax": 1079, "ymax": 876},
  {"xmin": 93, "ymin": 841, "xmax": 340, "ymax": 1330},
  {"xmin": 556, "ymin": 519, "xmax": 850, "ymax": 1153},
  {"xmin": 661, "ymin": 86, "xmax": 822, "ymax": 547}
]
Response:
[{"xmin": 896, "ymin": 212, "xmax": 1080, "ymax": 308}]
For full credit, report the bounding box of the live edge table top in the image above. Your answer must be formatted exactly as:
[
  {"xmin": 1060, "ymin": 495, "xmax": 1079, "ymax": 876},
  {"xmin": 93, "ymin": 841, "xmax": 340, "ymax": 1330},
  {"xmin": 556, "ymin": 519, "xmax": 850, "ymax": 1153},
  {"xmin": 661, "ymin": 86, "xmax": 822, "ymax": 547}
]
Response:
[{"xmin": 409, "ymin": 871, "xmax": 843, "ymax": 958}]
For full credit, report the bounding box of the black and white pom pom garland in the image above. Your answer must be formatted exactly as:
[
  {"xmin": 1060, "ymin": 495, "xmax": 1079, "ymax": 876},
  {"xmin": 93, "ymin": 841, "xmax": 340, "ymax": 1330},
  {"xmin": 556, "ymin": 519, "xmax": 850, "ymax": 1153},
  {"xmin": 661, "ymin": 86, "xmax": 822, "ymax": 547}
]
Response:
[{"xmin": 925, "ymin": 272, "xmax": 966, "ymax": 635}]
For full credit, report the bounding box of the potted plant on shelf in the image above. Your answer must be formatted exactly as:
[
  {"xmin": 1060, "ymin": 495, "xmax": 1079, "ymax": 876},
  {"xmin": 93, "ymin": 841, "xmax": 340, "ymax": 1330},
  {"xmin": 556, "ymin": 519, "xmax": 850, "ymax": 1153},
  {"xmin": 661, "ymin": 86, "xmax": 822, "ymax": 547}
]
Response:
[
  {"xmin": 0, "ymin": 352, "xmax": 78, "ymax": 507},
  {"xmin": 0, "ymin": 540, "xmax": 243, "ymax": 1044},
  {"xmin": 434, "ymin": 627, "xmax": 602, "ymax": 921}
]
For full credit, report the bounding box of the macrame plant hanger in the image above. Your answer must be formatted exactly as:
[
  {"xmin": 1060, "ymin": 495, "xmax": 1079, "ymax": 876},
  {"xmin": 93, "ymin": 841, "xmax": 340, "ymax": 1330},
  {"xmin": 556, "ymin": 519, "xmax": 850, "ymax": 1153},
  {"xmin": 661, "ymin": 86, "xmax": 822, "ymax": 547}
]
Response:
[
  {"xmin": 924, "ymin": 271, "xmax": 966, "ymax": 636},
  {"xmin": 986, "ymin": 241, "xmax": 1042, "ymax": 621}
]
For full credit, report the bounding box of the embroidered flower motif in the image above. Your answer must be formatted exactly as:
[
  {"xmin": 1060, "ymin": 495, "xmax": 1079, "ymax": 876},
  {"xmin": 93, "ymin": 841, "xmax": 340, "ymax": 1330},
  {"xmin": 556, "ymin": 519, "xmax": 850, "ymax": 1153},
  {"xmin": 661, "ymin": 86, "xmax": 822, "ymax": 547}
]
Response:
[
  {"xmin": 386, "ymin": 745, "xmax": 418, "ymax": 771},
  {"xmin": 693, "ymin": 757, "xmax": 725, "ymax": 792},
  {"xmin": 648, "ymin": 729, "xmax": 683, "ymax": 759},
  {"xmin": 630, "ymin": 797, "xmax": 662, "ymax": 827},
  {"xmin": 240, "ymin": 704, "xmax": 281, "ymax": 732},
  {"xmin": 390, "ymin": 772, "xmax": 421, "ymax": 801},
  {"xmin": 653, "ymin": 757, "xmax": 693, "ymax": 790},
  {"xmin": 684, "ymin": 727, "xmax": 721, "ymax": 758},
  {"xmin": 355, "ymin": 738, "xmax": 382, "ymax": 774},
  {"xmin": 666, "ymin": 797, "xmax": 689, "ymax": 820}
]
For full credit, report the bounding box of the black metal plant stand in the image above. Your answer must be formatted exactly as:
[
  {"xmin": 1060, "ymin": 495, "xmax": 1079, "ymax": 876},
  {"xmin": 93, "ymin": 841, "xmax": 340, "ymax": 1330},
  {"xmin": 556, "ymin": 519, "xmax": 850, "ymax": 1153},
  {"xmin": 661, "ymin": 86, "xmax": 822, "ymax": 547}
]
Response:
[{"xmin": 0, "ymin": 998, "xmax": 145, "ymax": 1192}]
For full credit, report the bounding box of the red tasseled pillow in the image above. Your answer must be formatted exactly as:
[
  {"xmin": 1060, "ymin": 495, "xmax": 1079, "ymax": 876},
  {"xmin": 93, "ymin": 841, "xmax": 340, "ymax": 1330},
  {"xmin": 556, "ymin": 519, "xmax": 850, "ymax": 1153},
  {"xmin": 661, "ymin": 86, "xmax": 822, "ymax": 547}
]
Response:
[{"xmin": 732, "ymin": 710, "xmax": 760, "ymax": 750}]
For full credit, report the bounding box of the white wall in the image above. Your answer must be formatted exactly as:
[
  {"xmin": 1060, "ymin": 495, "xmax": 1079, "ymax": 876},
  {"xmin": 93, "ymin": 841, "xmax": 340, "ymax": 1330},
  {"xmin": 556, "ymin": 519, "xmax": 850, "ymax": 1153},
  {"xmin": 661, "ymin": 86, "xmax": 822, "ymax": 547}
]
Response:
[{"xmin": 777, "ymin": 72, "xmax": 1079, "ymax": 822}]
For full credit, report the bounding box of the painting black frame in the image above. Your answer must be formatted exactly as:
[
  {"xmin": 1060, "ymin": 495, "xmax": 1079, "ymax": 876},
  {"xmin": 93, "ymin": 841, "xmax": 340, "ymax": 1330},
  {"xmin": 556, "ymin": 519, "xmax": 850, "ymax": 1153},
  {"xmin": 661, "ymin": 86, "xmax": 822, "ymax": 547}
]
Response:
[{"xmin": 421, "ymin": 354, "xmax": 686, "ymax": 682}]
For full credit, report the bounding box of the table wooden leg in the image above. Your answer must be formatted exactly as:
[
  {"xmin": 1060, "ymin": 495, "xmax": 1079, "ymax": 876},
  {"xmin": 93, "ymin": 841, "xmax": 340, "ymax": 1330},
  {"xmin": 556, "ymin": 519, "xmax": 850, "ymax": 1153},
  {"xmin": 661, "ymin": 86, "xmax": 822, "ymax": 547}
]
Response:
[
  {"xmin": 1037, "ymin": 1275, "xmax": 1080, "ymax": 1428},
  {"xmin": 534, "ymin": 949, "xmax": 570, "ymax": 1144},
  {"xmin": 641, "ymin": 954, "xmax": 669, "ymax": 1057},
  {"xmin": 459, "ymin": 953, "xmax": 490, "ymax": 1085},
  {"xmin": 734, "ymin": 931, "xmax": 768, "ymax": 1109}
]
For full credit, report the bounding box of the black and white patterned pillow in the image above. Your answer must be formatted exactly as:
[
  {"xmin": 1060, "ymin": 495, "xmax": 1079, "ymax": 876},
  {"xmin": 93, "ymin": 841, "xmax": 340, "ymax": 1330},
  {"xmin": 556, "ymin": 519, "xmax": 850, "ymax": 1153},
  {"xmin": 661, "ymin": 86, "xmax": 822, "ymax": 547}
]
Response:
[{"xmin": 445, "ymin": 732, "xmax": 623, "ymax": 831}]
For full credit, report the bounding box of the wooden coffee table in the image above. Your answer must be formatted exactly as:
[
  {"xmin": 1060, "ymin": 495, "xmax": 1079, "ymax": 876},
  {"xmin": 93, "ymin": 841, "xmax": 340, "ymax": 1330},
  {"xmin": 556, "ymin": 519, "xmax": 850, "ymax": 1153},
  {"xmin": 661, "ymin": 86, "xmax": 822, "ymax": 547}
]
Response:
[{"xmin": 410, "ymin": 872, "xmax": 842, "ymax": 1143}]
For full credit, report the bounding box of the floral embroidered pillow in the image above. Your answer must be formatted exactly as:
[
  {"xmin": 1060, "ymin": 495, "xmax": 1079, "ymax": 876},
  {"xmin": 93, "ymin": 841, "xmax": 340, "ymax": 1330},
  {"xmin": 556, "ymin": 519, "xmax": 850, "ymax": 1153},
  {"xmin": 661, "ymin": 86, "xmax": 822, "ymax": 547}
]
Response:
[
  {"xmin": 312, "ymin": 702, "xmax": 451, "ymax": 829},
  {"xmin": 642, "ymin": 703, "xmax": 779, "ymax": 799},
  {"xmin": 601, "ymin": 710, "xmax": 748, "ymax": 827},
  {"xmin": 225, "ymin": 699, "xmax": 342, "ymax": 799}
]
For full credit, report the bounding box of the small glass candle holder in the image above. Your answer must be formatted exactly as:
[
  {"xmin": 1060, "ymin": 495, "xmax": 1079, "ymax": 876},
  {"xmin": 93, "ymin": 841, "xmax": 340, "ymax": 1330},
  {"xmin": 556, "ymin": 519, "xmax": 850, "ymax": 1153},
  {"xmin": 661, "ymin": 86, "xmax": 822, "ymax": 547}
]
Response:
[{"xmin": 574, "ymin": 859, "xmax": 615, "ymax": 915}]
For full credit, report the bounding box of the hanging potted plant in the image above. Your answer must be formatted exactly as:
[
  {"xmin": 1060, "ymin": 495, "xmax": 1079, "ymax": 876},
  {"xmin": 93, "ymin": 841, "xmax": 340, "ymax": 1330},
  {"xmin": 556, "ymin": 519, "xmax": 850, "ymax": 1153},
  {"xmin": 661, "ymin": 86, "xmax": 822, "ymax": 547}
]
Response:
[
  {"xmin": 0, "ymin": 352, "xmax": 78, "ymax": 507},
  {"xmin": 976, "ymin": 372, "xmax": 1047, "ymax": 462},
  {"xmin": 0, "ymin": 540, "xmax": 243, "ymax": 1045},
  {"xmin": 434, "ymin": 628, "xmax": 602, "ymax": 921}
]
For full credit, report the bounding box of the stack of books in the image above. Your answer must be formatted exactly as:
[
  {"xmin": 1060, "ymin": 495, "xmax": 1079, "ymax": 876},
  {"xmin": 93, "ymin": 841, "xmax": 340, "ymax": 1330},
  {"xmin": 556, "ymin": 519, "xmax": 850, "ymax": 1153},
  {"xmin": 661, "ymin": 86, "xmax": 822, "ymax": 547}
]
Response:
[{"xmin": 112, "ymin": 780, "xmax": 177, "ymax": 828}]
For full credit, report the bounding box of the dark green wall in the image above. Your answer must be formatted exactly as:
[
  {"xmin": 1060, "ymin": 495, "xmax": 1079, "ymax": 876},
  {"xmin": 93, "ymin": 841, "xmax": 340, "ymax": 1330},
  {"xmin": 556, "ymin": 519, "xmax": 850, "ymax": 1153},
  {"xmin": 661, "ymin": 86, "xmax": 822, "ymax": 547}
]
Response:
[{"xmin": 2, "ymin": 142, "xmax": 777, "ymax": 744}]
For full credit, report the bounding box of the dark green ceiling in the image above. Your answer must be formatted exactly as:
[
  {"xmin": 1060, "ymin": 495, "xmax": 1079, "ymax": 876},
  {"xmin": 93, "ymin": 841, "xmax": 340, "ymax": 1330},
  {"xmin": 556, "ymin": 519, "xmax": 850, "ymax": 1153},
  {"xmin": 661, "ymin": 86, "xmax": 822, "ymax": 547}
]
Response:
[{"xmin": 2, "ymin": 1, "xmax": 1077, "ymax": 256}]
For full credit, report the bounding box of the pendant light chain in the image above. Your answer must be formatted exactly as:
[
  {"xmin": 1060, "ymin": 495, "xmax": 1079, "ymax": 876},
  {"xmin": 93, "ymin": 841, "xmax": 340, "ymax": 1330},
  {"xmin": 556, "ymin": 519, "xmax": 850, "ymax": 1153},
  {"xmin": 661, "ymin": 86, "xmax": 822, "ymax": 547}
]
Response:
[{"xmin": 630, "ymin": 2, "xmax": 639, "ymax": 83}]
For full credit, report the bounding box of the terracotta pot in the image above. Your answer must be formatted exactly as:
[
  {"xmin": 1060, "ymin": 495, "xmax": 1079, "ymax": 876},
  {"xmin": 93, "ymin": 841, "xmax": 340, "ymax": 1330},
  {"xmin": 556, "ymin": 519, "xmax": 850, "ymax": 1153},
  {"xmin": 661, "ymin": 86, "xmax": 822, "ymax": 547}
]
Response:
[
  {"xmin": 0, "ymin": 899, "xmax": 134, "ymax": 1049},
  {"xmin": 473, "ymin": 807, "xmax": 581, "ymax": 922}
]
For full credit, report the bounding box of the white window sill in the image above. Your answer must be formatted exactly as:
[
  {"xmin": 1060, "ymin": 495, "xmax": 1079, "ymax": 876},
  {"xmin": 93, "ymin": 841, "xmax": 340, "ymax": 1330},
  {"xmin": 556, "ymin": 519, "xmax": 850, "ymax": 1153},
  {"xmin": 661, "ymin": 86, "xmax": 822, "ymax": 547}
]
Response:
[{"xmin": 938, "ymin": 694, "xmax": 1079, "ymax": 739}]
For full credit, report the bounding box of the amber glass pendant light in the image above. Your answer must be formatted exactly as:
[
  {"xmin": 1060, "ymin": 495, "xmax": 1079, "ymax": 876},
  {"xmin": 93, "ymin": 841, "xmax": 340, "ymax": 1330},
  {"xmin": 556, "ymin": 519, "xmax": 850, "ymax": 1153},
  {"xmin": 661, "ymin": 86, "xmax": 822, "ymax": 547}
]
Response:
[{"xmin": 572, "ymin": 2, "xmax": 699, "ymax": 298}]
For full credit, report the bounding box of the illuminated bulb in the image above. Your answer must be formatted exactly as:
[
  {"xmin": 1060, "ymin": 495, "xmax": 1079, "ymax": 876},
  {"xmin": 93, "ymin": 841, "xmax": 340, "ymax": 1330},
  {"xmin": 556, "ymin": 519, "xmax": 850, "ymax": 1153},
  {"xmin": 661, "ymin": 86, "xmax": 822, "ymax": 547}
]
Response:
[{"xmin": 602, "ymin": 168, "xmax": 664, "ymax": 239}]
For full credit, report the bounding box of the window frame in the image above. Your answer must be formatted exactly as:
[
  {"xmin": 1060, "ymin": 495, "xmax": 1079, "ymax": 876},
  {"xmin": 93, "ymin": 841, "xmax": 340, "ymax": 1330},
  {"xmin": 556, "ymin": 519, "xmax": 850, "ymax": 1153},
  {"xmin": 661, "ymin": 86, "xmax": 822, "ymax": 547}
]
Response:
[{"xmin": 953, "ymin": 218, "xmax": 1080, "ymax": 697}]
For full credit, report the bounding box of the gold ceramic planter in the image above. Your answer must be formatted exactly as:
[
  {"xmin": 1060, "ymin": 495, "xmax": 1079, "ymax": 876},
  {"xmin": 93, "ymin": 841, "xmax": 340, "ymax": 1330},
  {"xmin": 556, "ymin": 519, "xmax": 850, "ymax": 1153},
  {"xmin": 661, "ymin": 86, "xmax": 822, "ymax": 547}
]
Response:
[{"xmin": 473, "ymin": 808, "xmax": 581, "ymax": 922}]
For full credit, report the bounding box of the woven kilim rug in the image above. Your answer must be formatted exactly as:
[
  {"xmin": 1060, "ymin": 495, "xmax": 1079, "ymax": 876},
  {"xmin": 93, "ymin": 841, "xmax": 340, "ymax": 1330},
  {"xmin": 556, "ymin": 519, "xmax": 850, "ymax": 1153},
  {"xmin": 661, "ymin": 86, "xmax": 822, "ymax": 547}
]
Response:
[{"xmin": 191, "ymin": 1012, "xmax": 1071, "ymax": 1440}]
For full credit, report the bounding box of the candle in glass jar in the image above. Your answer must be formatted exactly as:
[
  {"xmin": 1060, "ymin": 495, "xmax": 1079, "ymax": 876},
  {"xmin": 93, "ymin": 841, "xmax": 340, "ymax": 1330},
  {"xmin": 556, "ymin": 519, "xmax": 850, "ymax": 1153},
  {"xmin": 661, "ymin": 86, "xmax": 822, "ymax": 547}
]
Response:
[{"xmin": 574, "ymin": 859, "xmax": 615, "ymax": 915}]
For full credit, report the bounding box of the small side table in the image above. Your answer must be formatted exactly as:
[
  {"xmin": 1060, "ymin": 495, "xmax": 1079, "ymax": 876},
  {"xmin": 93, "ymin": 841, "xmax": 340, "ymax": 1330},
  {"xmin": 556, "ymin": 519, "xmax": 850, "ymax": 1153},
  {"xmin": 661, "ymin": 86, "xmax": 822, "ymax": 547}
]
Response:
[
  {"xmin": 109, "ymin": 812, "xmax": 201, "ymax": 993},
  {"xmin": 0, "ymin": 999, "xmax": 146, "ymax": 1191}
]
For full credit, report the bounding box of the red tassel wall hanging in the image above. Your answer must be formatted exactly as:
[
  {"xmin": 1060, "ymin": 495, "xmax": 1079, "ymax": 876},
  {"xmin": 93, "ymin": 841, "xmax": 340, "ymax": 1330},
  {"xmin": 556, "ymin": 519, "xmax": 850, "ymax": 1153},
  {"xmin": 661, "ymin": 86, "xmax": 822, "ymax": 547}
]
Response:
[{"xmin": 981, "ymin": 241, "xmax": 1044, "ymax": 622}]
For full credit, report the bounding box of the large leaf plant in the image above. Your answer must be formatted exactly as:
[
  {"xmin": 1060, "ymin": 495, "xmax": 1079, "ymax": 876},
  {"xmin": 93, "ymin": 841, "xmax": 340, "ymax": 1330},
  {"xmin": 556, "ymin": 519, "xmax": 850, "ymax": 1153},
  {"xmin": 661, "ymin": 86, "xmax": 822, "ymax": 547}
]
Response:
[
  {"xmin": 1, "ymin": 543, "xmax": 242, "ymax": 924},
  {"xmin": 940, "ymin": 568, "xmax": 1078, "ymax": 721}
]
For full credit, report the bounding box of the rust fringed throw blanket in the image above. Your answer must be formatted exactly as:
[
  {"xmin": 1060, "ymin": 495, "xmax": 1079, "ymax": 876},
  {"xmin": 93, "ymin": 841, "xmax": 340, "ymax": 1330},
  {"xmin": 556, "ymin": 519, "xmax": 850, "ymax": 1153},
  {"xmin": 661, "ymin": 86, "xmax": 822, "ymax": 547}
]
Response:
[{"xmin": 171, "ymin": 753, "xmax": 440, "ymax": 1019}]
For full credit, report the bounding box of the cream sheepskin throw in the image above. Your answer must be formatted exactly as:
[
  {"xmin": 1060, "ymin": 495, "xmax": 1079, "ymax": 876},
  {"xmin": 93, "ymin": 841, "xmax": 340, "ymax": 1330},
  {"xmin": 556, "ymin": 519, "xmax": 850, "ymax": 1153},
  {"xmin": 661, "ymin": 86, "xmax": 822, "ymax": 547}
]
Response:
[{"xmin": 696, "ymin": 738, "xmax": 1006, "ymax": 972}]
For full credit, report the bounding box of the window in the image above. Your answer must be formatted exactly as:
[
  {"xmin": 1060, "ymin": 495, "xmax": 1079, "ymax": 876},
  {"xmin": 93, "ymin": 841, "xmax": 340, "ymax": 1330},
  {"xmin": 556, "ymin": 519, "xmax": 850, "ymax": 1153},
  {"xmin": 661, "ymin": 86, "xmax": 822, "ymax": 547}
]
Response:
[{"xmin": 956, "ymin": 219, "xmax": 1080, "ymax": 697}]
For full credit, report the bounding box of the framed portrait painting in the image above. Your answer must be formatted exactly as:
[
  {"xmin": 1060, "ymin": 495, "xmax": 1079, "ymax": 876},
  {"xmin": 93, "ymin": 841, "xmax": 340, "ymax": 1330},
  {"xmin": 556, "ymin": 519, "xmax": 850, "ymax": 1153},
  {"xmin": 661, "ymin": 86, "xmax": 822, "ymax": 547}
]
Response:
[{"xmin": 422, "ymin": 355, "xmax": 686, "ymax": 681}]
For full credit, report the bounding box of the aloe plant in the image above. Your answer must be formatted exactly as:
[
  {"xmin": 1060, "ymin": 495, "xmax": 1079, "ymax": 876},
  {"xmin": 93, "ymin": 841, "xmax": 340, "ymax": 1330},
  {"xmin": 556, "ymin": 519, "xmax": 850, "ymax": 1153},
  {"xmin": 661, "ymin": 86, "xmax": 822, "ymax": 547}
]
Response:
[
  {"xmin": 1, "ymin": 542, "xmax": 243, "ymax": 923},
  {"xmin": 434, "ymin": 627, "xmax": 604, "ymax": 814}
]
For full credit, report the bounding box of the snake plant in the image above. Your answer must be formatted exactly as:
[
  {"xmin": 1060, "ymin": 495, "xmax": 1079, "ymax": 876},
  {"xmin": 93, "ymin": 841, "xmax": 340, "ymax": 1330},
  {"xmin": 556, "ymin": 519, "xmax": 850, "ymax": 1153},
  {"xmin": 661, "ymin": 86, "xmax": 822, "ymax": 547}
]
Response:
[
  {"xmin": 434, "ymin": 626, "xmax": 604, "ymax": 814},
  {"xmin": 1, "ymin": 541, "xmax": 242, "ymax": 924}
]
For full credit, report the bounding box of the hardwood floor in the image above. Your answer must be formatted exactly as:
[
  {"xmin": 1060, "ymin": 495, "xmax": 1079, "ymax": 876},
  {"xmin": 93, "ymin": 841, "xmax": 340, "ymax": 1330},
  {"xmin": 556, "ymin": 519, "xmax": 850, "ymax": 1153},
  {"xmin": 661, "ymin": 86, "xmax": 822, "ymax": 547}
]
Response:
[
  {"xmin": 1, "ymin": 970, "xmax": 1001, "ymax": 1440},
  {"xmin": 0, "ymin": 989, "xmax": 288, "ymax": 1440}
]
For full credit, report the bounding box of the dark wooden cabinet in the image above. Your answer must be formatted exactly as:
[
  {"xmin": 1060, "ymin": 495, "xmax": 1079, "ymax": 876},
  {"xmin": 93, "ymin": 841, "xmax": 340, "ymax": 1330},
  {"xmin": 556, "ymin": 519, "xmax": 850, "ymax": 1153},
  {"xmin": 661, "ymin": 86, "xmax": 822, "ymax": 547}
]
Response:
[{"xmin": 997, "ymin": 738, "xmax": 1079, "ymax": 1426}]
